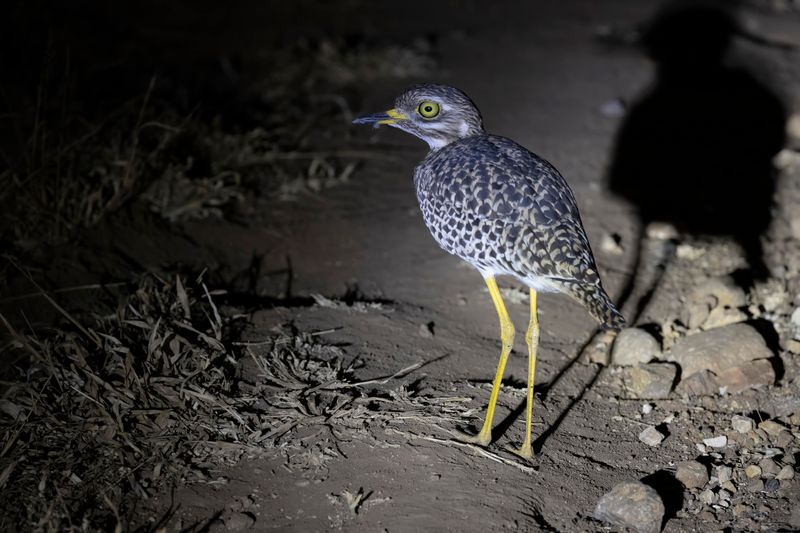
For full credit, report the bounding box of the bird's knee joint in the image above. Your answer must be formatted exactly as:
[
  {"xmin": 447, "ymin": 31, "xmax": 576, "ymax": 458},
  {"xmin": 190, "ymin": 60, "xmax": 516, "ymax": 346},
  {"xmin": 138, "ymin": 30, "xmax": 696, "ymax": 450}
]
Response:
[{"xmin": 501, "ymin": 323, "xmax": 515, "ymax": 349}]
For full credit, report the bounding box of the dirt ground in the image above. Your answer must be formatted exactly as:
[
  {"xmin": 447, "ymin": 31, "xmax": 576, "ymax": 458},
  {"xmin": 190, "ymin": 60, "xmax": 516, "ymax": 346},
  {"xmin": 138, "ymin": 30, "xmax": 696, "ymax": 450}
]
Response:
[{"xmin": 3, "ymin": 1, "xmax": 800, "ymax": 532}]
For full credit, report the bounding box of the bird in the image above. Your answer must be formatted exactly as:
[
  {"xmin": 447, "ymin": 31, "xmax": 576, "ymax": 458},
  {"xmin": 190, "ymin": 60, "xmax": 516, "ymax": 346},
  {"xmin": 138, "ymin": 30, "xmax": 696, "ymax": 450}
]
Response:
[{"xmin": 353, "ymin": 84, "xmax": 625, "ymax": 459}]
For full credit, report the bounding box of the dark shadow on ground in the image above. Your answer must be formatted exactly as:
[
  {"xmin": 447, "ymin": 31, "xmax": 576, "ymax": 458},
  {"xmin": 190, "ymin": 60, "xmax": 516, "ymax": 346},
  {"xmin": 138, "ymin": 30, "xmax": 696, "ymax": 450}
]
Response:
[{"xmin": 608, "ymin": 1, "xmax": 786, "ymax": 283}]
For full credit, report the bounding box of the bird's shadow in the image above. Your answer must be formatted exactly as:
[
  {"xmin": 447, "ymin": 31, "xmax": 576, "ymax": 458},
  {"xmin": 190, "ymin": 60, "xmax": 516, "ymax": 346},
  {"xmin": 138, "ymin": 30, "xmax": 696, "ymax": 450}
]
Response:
[{"xmin": 608, "ymin": 1, "xmax": 786, "ymax": 283}]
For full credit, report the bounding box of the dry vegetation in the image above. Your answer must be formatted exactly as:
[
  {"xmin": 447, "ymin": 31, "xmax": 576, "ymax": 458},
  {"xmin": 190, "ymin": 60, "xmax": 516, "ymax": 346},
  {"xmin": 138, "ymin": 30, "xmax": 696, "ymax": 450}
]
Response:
[{"xmin": 0, "ymin": 38, "xmax": 436, "ymax": 530}]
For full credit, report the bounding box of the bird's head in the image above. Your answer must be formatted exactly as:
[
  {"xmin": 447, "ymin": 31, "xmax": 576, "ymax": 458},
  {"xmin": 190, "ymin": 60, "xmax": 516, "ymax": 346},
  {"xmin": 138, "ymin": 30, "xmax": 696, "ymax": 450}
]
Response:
[{"xmin": 353, "ymin": 84, "xmax": 484, "ymax": 151}]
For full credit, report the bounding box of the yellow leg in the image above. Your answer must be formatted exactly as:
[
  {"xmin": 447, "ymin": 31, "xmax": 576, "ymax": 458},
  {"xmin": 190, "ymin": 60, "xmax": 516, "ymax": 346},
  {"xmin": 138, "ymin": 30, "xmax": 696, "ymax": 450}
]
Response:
[
  {"xmin": 508, "ymin": 288, "xmax": 538, "ymax": 459},
  {"xmin": 462, "ymin": 276, "xmax": 515, "ymax": 446}
]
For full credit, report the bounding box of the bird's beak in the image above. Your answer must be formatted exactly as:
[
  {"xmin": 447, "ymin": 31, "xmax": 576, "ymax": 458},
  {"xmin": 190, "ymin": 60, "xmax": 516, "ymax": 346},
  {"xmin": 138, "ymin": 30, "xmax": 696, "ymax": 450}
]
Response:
[{"xmin": 352, "ymin": 108, "xmax": 407, "ymax": 127}]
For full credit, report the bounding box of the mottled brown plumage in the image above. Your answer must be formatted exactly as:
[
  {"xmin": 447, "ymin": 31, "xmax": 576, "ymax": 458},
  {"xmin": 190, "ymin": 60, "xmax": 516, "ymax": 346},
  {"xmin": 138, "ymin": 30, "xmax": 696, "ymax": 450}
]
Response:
[
  {"xmin": 356, "ymin": 84, "xmax": 623, "ymax": 329},
  {"xmin": 354, "ymin": 84, "xmax": 624, "ymax": 457}
]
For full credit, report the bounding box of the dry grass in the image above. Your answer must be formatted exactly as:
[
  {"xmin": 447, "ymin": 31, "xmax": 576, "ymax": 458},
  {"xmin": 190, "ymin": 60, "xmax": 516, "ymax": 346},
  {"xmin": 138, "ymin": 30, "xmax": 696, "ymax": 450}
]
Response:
[
  {"xmin": 0, "ymin": 271, "xmax": 248, "ymax": 530},
  {"xmin": 0, "ymin": 36, "xmax": 442, "ymax": 530},
  {"xmin": 0, "ymin": 266, "xmax": 485, "ymax": 530}
]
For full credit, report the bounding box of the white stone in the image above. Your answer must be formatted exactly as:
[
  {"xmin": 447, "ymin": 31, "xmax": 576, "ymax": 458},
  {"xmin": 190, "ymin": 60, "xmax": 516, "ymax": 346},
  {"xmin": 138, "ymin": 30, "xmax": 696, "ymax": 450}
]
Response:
[
  {"xmin": 703, "ymin": 436, "xmax": 728, "ymax": 448},
  {"xmin": 639, "ymin": 426, "xmax": 665, "ymax": 447},
  {"xmin": 731, "ymin": 415, "xmax": 755, "ymax": 434}
]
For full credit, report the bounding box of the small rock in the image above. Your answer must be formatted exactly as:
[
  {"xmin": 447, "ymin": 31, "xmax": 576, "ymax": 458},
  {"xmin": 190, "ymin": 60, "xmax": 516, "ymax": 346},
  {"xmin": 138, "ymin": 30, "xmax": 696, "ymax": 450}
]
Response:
[
  {"xmin": 746, "ymin": 478, "xmax": 765, "ymax": 492},
  {"xmin": 666, "ymin": 324, "xmax": 772, "ymax": 378},
  {"xmin": 717, "ymin": 466, "xmax": 733, "ymax": 484},
  {"xmin": 600, "ymin": 232, "xmax": 625, "ymax": 255},
  {"xmin": 622, "ymin": 363, "xmax": 677, "ymax": 399},
  {"xmin": 759, "ymin": 458, "xmax": 781, "ymax": 477},
  {"xmin": 703, "ymin": 435, "xmax": 727, "ymax": 448},
  {"xmin": 419, "ymin": 322, "xmax": 434, "ymax": 338},
  {"xmin": 775, "ymin": 430, "xmax": 794, "ymax": 448},
  {"xmin": 594, "ymin": 481, "xmax": 665, "ymax": 533},
  {"xmin": 773, "ymin": 148, "xmax": 800, "ymax": 170},
  {"xmin": 645, "ymin": 222, "xmax": 679, "ymax": 240},
  {"xmin": 758, "ymin": 420, "xmax": 787, "ymax": 436},
  {"xmin": 721, "ymin": 481, "xmax": 737, "ymax": 493},
  {"xmin": 695, "ymin": 444, "xmax": 708, "ymax": 455},
  {"xmin": 733, "ymin": 503, "xmax": 750, "ymax": 517},
  {"xmin": 745, "ymin": 465, "xmax": 762, "ymax": 479},
  {"xmin": 676, "ymin": 370, "xmax": 719, "ymax": 396},
  {"xmin": 718, "ymin": 489, "xmax": 731, "ymax": 502},
  {"xmin": 731, "ymin": 415, "xmax": 755, "ymax": 434},
  {"xmin": 791, "ymin": 307, "xmax": 800, "ymax": 328},
  {"xmin": 639, "ymin": 426, "xmax": 665, "ymax": 447},
  {"xmin": 716, "ymin": 359, "xmax": 775, "ymax": 393},
  {"xmin": 698, "ymin": 510, "xmax": 716, "ymax": 522},
  {"xmin": 776, "ymin": 465, "xmax": 795, "ymax": 480},
  {"xmin": 675, "ymin": 461, "xmax": 709, "ymax": 488},
  {"xmin": 698, "ymin": 489, "xmax": 716, "ymax": 505},
  {"xmin": 612, "ymin": 328, "xmax": 661, "ymax": 366},
  {"xmin": 224, "ymin": 512, "xmax": 256, "ymax": 531},
  {"xmin": 642, "ymin": 403, "xmax": 654, "ymax": 415},
  {"xmin": 764, "ymin": 478, "xmax": 781, "ymax": 492}
]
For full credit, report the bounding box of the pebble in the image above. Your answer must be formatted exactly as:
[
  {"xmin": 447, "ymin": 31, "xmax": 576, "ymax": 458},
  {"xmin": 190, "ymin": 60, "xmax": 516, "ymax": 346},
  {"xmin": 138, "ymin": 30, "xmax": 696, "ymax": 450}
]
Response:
[
  {"xmin": 638, "ymin": 426, "xmax": 665, "ymax": 446},
  {"xmin": 764, "ymin": 478, "xmax": 781, "ymax": 492},
  {"xmin": 733, "ymin": 503, "xmax": 750, "ymax": 517},
  {"xmin": 223, "ymin": 512, "xmax": 256, "ymax": 531},
  {"xmin": 642, "ymin": 403, "xmax": 654, "ymax": 415},
  {"xmin": 698, "ymin": 489, "xmax": 716, "ymax": 505},
  {"xmin": 675, "ymin": 460, "xmax": 709, "ymax": 488},
  {"xmin": 775, "ymin": 430, "xmax": 794, "ymax": 448},
  {"xmin": 665, "ymin": 323, "xmax": 772, "ymax": 378},
  {"xmin": 731, "ymin": 415, "xmax": 755, "ymax": 434},
  {"xmin": 622, "ymin": 363, "xmax": 678, "ymax": 399},
  {"xmin": 419, "ymin": 322, "xmax": 434, "ymax": 338},
  {"xmin": 600, "ymin": 232, "xmax": 625, "ymax": 254},
  {"xmin": 716, "ymin": 466, "xmax": 733, "ymax": 484},
  {"xmin": 611, "ymin": 328, "xmax": 661, "ymax": 366},
  {"xmin": 703, "ymin": 435, "xmax": 727, "ymax": 448},
  {"xmin": 746, "ymin": 478, "xmax": 765, "ymax": 492},
  {"xmin": 594, "ymin": 481, "xmax": 665, "ymax": 533},
  {"xmin": 759, "ymin": 458, "xmax": 781, "ymax": 477},
  {"xmin": 716, "ymin": 359, "xmax": 775, "ymax": 393},
  {"xmin": 745, "ymin": 465, "xmax": 762, "ymax": 479},
  {"xmin": 776, "ymin": 465, "xmax": 795, "ymax": 480}
]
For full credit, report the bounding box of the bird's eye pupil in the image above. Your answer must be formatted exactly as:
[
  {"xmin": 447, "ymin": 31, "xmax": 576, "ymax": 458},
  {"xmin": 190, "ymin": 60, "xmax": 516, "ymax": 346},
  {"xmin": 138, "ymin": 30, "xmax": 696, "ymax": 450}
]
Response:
[{"xmin": 425, "ymin": 106, "xmax": 432, "ymax": 112}]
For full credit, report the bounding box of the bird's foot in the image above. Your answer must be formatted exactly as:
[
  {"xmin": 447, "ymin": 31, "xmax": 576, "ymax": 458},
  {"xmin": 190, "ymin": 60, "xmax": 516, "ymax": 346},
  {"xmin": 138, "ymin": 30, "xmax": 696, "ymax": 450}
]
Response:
[
  {"xmin": 505, "ymin": 442, "xmax": 534, "ymax": 460},
  {"xmin": 457, "ymin": 429, "xmax": 492, "ymax": 447}
]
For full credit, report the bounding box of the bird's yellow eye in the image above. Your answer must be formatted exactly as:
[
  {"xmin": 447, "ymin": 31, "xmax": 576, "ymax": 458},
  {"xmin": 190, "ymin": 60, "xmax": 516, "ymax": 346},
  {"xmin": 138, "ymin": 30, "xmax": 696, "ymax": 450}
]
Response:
[{"xmin": 417, "ymin": 101, "xmax": 440, "ymax": 119}]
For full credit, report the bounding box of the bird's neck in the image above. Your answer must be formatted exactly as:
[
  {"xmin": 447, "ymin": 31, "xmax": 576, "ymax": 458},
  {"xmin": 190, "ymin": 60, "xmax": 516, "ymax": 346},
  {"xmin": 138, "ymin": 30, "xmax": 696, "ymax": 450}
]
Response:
[{"xmin": 424, "ymin": 123, "xmax": 485, "ymax": 152}]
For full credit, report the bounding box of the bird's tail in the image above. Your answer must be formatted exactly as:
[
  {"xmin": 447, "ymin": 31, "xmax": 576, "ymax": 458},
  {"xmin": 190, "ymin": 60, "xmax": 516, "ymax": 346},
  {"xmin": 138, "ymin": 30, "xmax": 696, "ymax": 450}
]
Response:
[{"xmin": 554, "ymin": 280, "xmax": 626, "ymax": 331}]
